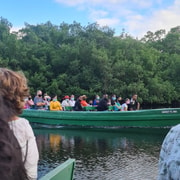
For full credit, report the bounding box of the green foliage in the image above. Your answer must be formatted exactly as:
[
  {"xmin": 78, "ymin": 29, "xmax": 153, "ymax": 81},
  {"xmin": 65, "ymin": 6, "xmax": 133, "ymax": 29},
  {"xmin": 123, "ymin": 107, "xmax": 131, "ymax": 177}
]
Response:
[{"xmin": 0, "ymin": 17, "xmax": 179, "ymax": 107}]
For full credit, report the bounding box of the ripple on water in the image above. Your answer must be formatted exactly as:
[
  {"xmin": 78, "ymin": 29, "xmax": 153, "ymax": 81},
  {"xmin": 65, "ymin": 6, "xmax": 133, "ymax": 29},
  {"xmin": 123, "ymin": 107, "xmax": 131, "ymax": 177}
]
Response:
[
  {"xmin": 74, "ymin": 149, "xmax": 159, "ymax": 180},
  {"xmin": 35, "ymin": 127, "xmax": 166, "ymax": 180}
]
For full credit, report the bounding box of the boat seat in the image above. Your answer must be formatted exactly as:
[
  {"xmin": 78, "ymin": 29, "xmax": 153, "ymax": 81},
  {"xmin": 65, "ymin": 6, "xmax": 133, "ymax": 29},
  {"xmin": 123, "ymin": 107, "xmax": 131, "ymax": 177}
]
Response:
[
  {"xmin": 108, "ymin": 106, "xmax": 114, "ymax": 111},
  {"xmin": 83, "ymin": 106, "xmax": 97, "ymax": 111},
  {"xmin": 65, "ymin": 106, "xmax": 73, "ymax": 111},
  {"xmin": 40, "ymin": 158, "xmax": 75, "ymax": 180}
]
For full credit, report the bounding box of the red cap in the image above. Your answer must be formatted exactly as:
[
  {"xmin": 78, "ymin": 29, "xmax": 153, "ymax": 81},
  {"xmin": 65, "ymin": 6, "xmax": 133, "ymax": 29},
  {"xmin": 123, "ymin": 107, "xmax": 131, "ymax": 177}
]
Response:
[{"xmin": 64, "ymin": 95, "xmax": 69, "ymax": 99}]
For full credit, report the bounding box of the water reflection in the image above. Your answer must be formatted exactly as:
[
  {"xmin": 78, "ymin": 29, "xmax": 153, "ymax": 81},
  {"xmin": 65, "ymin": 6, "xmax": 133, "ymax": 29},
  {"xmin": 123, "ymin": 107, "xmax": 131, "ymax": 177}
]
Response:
[
  {"xmin": 34, "ymin": 127, "xmax": 169, "ymax": 180},
  {"xmin": 49, "ymin": 134, "xmax": 61, "ymax": 152}
]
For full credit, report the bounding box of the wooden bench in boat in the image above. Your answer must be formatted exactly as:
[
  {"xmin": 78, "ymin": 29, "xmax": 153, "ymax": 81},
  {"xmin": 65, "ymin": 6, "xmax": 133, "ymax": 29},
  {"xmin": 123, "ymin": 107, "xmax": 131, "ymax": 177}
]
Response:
[{"xmin": 40, "ymin": 158, "xmax": 75, "ymax": 180}]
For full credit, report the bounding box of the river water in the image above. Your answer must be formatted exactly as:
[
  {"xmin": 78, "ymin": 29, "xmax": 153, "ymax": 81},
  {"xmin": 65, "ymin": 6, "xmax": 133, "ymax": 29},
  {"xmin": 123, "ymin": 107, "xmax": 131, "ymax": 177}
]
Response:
[{"xmin": 34, "ymin": 126, "xmax": 170, "ymax": 180}]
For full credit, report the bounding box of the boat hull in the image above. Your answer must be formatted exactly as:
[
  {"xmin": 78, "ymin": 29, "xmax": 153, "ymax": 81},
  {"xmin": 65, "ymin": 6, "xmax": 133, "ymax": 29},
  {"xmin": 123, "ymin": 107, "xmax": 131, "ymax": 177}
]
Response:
[{"xmin": 21, "ymin": 108, "xmax": 180, "ymax": 128}]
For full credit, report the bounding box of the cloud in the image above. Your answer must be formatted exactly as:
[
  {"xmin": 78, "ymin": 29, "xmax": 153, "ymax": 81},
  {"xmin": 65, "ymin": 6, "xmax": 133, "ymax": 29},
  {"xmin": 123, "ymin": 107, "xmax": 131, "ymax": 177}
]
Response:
[
  {"xmin": 55, "ymin": 0, "xmax": 154, "ymax": 10},
  {"xmin": 55, "ymin": 0, "xmax": 120, "ymax": 6},
  {"xmin": 125, "ymin": 0, "xmax": 180, "ymax": 37},
  {"xmin": 96, "ymin": 18, "xmax": 120, "ymax": 27},
  {"xmin": 130, "ymin": 0, "xmax": 153, "ymax": 8},
  {"xmin": 55, "ymin": 0, "xmax": 180, "ymax": 38},
  {"xmin": 55, "ymin": 0, "xmax": 85, "ymax": 6},
  {"xmin": 89, "ymin": 9, "xmax": 109, "ymax": 19}
]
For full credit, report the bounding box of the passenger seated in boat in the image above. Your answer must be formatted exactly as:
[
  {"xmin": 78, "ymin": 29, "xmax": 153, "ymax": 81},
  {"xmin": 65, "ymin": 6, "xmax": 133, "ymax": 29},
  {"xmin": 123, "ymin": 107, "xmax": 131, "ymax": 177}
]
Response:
[
  {"xmin": 50, "ymin": 95, "xmax": 63, "ymax": 111},
  {"xmin": 97, "ymin": 94, "xmax": 109, "ymax": 111},
  {"xmin": 44, "ymin": 93, "xmax": 51, "ymax": 110},
  {"xmin": 74, "ymin": 96, "xmax": 83, "ymax": 111},
  {"xmin": 128, "ymin": 94, "xmax": 140, "ymax": 111},
  {"xmin": 69, "ymin": 94, "xmax": 76, "ymax": 107},
  {"xmin": 25, "ymin": 95, "xmax": 34, "ymax": 109},
  {"xmin": 113, "ymin": 97, "xmax": 122, "ymax": 111},
  {"xmin": 34, "ymin": 90, "xmax": 45, "ymax": 110},
  {"xmin": 111, "ymin": 94, "xmax": 117, "ymax": 106},
  {"xmin": 121, "ymin": 98, "xmax": 130, "ymax": 111},
  {"xmin": 93, "ymin": 95, "xmax": 100, "ymax": 106},
  {"xmin": 0, "ymin": 68, "xmax": 39, "ymax": 179},
  {"xmin": 80, "ymin": 95, "xmax": 89, "ymax": 107},
  {"xmin": 88, "ymin": 100, "xmax": 93, "ymax": 106},
  {"xmin": 61, "ymin": 95, "xmax": 71, "ymax": 110}
]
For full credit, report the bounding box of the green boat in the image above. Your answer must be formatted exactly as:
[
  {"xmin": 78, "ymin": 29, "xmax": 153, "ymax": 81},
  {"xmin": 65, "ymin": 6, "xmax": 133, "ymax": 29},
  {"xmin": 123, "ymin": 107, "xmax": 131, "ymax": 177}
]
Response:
[
  {"xmin": 40, "ymin": 158, "xmax": 75, "ymax": 180},
  {"xmin": 21, "ymin": 108, "xmax": 180, "ymax": 128}
]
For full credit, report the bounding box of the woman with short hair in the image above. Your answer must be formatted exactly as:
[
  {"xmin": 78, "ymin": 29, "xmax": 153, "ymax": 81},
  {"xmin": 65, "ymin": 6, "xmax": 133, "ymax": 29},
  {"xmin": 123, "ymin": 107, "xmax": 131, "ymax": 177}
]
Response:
[{"xmin": 0, "ymin": 68, "xmax": 39, "ymax": 180}]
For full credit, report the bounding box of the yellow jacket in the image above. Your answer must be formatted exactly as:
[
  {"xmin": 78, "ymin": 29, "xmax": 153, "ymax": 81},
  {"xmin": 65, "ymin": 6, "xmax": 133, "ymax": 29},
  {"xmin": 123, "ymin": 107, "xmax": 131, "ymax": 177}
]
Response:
[{"xmin": 50, "ymin": 101, "xmax": 63, "ymax": 111}]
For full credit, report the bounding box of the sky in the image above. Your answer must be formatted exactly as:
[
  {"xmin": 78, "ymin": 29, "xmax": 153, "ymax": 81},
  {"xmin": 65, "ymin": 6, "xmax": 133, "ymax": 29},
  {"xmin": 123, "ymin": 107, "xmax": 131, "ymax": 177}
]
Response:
[{"xmin": 1, "ymin": 0, "xmax": 179, "ymax": 38}]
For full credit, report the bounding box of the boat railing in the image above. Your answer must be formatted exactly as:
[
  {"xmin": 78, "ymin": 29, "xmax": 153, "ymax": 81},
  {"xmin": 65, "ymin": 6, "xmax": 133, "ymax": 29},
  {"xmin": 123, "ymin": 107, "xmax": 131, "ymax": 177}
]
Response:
[{"xmin": 39, "ymin": 158, "xmax": 75, "ymax": 180}]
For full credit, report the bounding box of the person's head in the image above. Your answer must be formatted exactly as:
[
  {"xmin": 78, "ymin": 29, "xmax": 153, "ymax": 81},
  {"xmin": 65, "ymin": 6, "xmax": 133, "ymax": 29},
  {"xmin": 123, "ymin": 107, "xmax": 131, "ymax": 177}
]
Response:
[
  {"xmin": 132, "ymin": 94, "xmax": 138, "ymax": 100},
  {"xmin": 70, "ymin": 95, "xmax": 75, "ymax": 101},
  {"xmin": 111, "ymin": 94, "xmax": 116, "ymax": 101},
  {"xmin": 37, "ymin": 90, "xmax": 42, "ymax": 97},
  {"xmin": 103, "ymin": 94, "xmax": 108, "ymax": 99},
  {"xmin": 125, "ymin": 98, "xmax": 130, "ymax": 104},
  {"xmin": 28, "ymin": 95, "xmax": 32, "ymax": 100},
  {"xmin": 79, "ymin": 96, "xmax": 83, "ymax": 101},
  {"xmin": 82, "ymin": 95, "xmax": 87, "ymax": 100},
  {"xmin": 44, "ymin": 93, "xmax": 51, "ymax": 101},
  {"xmin": 64, "ymin": 95, "xmax": 69, "ymax": 100},
  {"xmin": 0, "ymin": 68, "xmax": 29, "ymax": 119},
  {"xmin": 0, "ymin": 96, "xmax": 28, "ymax": 180},
  {"xmin": 89, "ymin": 100, "xmax": 93, "ymax": 105},
  {"xmin": 52, "ymin": 95, "xmax": 57, "ymax": 101},
  {"xmin": 95, "ymin": 95, "xmax": 100, "ymax": 100},
  {"xmin": 117, "ymin": 97, "xmax": 122, "ymax": 101}
]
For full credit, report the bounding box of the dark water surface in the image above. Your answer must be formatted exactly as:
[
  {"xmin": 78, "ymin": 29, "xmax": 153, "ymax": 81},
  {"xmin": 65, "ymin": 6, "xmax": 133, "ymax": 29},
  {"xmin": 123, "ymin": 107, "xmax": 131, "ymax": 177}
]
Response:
[{"xmin": 34, "ymin": 126, "xmax": 170, "ymax": 180}]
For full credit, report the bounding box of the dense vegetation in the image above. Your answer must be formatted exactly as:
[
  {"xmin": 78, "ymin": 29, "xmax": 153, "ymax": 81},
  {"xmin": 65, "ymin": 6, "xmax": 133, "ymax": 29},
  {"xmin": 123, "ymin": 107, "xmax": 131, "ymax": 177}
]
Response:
[{"xmin": 0, "ymin": 17, "xmax": 179, "ymax": 108}]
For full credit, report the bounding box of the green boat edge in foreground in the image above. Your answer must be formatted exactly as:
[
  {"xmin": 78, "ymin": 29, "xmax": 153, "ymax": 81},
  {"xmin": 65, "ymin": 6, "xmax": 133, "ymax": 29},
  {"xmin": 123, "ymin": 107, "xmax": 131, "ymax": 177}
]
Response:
[
  {"xmin": 21, "ymin": 108, "xmax": 180, "ymax": 128},
  {"xmin": 39, "ymin": 158, "xmax": 75, "ymax": 180}
]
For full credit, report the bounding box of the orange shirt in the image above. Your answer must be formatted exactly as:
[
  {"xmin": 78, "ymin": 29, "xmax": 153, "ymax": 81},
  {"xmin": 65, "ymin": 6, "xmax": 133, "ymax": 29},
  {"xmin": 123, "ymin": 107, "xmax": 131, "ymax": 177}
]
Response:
[
  {"xmin": 80, "ymin": 100, "xmax": 88, "ymax": 107},
  {"xmin": 50, "ymin": 101, "xmax": 63, "ymax": 111}
]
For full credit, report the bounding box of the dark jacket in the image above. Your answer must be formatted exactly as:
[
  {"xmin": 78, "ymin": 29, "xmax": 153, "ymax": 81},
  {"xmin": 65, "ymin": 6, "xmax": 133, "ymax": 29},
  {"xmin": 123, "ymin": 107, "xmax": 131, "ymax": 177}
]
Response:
[
  {"xmin": 74, "ymin": 99, "xmax": 83, "ymax": 111},
  {"xmin": 128, "ymin": 100, "xmax": 138, "ymax": 110},
  {"xmin": 97, "ymin": 98, "xmax": 108, "ymax": 111}
]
